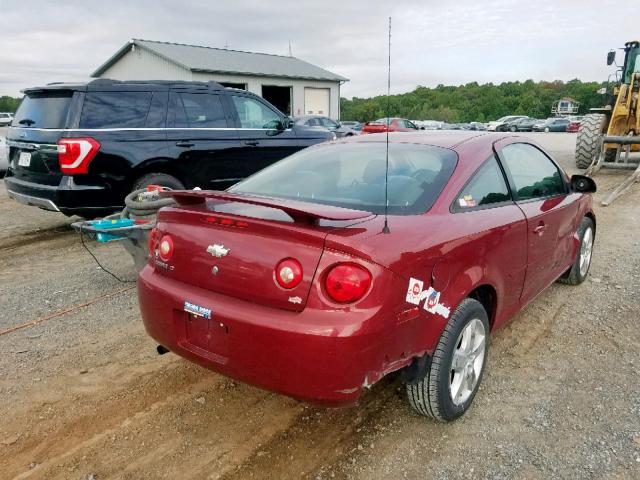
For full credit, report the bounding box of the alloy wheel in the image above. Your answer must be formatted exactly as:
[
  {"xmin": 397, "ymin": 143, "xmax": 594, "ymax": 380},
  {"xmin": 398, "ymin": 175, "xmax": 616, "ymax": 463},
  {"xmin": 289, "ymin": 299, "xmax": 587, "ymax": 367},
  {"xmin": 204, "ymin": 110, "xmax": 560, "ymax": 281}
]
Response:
[
  {"xmin": 449, "ymin": 318, "xmax": 486, "ymax": 406},
  {"xmin": 579, "ymin": 227, "xmax": 594, "ymax": 277}
]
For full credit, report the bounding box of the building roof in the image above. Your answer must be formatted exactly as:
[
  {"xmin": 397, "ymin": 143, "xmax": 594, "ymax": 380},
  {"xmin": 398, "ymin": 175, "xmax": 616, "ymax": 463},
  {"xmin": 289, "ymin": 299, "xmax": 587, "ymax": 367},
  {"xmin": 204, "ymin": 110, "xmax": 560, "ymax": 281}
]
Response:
[{"xmin": 92, "ymin": 39, "xmax": 348, "ymax": 82}]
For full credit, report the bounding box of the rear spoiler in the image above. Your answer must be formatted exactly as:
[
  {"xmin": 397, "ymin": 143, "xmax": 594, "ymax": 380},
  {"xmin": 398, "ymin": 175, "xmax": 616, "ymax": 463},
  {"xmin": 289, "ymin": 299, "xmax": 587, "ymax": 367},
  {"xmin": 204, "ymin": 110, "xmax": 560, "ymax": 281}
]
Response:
[{"xmin": 161, "ymin": 190, "xmax": 373, "ymax": 223}]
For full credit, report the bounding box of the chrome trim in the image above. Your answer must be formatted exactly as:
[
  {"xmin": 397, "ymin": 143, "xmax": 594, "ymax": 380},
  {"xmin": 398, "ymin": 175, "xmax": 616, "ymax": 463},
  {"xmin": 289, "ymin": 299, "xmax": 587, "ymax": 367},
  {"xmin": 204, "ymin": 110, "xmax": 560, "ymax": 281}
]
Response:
[
  {"xmin": 7, "ymin": 189, "xmax": 60, "ymax": 212},
  {"xmin": 6, "ymin": 140, "xmax": 60, "ymax": 152}
]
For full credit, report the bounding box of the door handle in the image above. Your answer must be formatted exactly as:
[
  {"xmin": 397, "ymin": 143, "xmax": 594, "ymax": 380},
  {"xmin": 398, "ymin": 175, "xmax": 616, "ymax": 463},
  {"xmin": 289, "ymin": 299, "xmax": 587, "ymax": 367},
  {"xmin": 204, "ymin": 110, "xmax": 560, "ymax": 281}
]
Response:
[
  {"xmin": 533, "ymin": 222, "xmax": 547, "ymax": 235},
  {"xmin": 175, "ymin": 141, "xmax": 194, "ymax": 148},
  {"xmin": 244, "ymin": 140, "xmax": 260, "ymax": 147}
]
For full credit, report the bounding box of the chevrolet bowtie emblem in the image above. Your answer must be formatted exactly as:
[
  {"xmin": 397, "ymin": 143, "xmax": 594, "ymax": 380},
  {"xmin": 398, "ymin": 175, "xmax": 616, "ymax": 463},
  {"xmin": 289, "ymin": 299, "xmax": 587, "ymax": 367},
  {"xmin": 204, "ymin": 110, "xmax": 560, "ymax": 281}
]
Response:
[{"xmin": 207, "ymin": 244, "xmax": 230, "ymax": 258}]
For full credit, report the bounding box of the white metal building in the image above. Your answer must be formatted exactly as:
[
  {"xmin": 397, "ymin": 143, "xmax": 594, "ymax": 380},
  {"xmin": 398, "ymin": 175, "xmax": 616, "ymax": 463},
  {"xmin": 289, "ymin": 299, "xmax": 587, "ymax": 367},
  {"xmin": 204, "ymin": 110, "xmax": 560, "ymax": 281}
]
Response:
[{"xmin": 92, "ymin": 39, "xmax": 348, "ymax": 119}]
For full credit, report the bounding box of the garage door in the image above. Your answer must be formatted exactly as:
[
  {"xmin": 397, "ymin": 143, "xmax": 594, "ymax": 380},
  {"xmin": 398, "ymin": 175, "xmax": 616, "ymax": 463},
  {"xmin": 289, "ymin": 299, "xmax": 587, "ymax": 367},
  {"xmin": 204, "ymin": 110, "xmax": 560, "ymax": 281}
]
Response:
[{"xmin": 304, "ymin": 88, "xmax": 330, "ymax": 116}]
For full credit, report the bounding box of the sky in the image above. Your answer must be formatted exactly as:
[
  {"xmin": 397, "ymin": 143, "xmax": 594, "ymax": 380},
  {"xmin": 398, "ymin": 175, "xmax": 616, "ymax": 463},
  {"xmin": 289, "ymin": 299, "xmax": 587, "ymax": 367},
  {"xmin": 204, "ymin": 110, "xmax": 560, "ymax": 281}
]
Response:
[{"xmin": 0, "ymin": 0, "xmax": 637, "ymax": 98}]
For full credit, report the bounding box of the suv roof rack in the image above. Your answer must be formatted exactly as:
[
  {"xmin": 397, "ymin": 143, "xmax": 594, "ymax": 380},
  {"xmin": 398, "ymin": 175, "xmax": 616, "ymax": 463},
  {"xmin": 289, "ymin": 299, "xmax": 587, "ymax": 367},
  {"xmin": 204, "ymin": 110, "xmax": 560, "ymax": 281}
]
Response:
[{"xmin": 86, "ymin": 79, "xmax": 225, "ymax": 89}]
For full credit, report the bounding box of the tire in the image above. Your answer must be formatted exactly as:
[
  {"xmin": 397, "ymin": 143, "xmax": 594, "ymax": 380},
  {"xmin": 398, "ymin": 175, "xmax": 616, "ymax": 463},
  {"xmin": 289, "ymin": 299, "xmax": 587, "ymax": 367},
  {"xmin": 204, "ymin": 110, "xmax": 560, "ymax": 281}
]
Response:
[
  {"xmin": 133, "ymin": 173, "xmax": 185, "ymax": 191},
  {"xmin": 575, "ymin": 113, "xmax": 608, "ymax": 169},
  {"xmin": 406, "ymin": 298, "xmax": 490, "ymax": 422},
  {"xmin": 509, "ymin": 126, "xmax": 517, "ymax": 132},
  {"xmin": 544, "ymin": 127, "xmax": 550, "ymax": 133},
  {"xmin": 559, "ymin": 217, "xmax": 595, "ymax": 285}
]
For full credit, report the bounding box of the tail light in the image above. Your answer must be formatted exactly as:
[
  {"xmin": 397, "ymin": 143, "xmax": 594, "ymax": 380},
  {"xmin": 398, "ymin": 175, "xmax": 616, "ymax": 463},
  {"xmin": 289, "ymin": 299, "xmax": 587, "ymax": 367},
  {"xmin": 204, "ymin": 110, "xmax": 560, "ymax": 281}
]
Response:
[
  {"xmin": 157, "ymin": 235, "xmax": 174, "ymax": 262},
  {"xmin": 325, "ymin": 263, "xmax": 372, "ymax": 303},
  {"xmin": 148, "ymin": 227, "xmax": 159, "ymax": 256},
  {"xmin": 58, "ymin": 137, "xmax": 100, "ymax": 174},
  {"xmin": 275, "ymin": 258, "xmax": 303, "ymax": 289}
]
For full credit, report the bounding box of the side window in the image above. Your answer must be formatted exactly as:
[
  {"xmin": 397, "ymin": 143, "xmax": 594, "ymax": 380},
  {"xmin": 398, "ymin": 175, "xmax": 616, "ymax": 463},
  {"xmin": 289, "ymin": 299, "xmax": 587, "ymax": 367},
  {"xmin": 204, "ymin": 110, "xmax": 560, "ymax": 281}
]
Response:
[
  {"xmin": 80, "ymin": 91, "xmax": 152, "ymax": 128},
  {"xmin": 231, "ymin": 95, "xmax": 281, "ymax": 129},
  {"xmin": 307, "ymin": 118, "xmax": 321, "ymax": 127},
  {"xmin": 404, "ymin": 120, "xmax": 418, "ymax": 129},
  {"xmin": 501, "ymin": 143, "xmax": 566, "ymax": 200},
  {"xmin": 320, "ymin": 118, "xmax": 338, "ymax": 129},
  {"xmin": 145, "ymin": 92, "xmax": 167, "ymax": 128},
  {"xmin": 172, "ymin": 93, "xmax": 227, "ymax": 128},
  {"xmin": 456, "ymin": 156, "xmax": 510, "ymax": 209}
]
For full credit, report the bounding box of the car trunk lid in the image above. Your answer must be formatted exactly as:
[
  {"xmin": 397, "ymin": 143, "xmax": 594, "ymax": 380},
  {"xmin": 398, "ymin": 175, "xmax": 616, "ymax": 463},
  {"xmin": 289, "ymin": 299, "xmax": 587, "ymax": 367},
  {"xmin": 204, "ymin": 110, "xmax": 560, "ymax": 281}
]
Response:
[{"xmin": 153, "ymin": 191, "xmax": 374, "ymax": 312}]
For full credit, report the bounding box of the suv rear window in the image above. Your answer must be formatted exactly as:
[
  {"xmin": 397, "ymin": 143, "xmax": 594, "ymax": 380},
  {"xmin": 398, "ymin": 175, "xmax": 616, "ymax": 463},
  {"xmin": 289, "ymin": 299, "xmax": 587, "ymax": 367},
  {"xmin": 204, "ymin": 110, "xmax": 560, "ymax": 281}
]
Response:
[
  {"xmin": 13, "ymin": 91, "xmax": 73, "ymax": 128},
  {"xmin": 231, "ymin": 142, "xmax": 458, "ymax": 215},
  {"xmin": 80, "ymin": 91, "xmax": 152, "ymax": 129}
]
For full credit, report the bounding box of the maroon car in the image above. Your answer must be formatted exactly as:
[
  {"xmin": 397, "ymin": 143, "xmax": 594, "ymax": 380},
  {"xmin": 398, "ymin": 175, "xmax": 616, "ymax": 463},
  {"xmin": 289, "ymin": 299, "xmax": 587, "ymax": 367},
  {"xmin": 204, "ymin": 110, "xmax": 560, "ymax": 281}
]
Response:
[
  {"xmin": 360, "ymin": 117, "xmax": 419, "ymax": 134},
  {"xmin": 138, "ymin": 131, "xmax": 596, "ymax": 421}
]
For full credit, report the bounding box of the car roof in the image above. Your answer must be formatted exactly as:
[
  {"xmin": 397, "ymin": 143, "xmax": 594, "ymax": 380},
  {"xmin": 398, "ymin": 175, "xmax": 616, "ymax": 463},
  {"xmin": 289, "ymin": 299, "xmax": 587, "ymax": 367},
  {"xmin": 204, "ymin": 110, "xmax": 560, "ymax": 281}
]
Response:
[{"xmin": 345, "ymin": 130, "xmax": 492, "ymax": 149}]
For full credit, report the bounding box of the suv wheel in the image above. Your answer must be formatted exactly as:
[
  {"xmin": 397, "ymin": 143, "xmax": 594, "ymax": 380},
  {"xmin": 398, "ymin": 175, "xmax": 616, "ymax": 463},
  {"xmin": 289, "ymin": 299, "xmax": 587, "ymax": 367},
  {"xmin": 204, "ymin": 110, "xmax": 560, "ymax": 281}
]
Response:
[
  {"xmin": 133, "ymin": 173, "xmax": 185, "ymax": 191},
  {"xmin": 406, "ymin": 298, "xmax": 489, "ymax": 422}
]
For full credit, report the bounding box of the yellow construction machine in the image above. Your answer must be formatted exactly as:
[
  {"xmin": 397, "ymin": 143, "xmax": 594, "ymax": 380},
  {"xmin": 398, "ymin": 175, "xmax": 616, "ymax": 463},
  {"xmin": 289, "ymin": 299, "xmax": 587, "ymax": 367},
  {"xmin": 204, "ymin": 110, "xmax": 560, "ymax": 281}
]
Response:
[{"xmin": 575, "ymin": 40, "xmax": 640, "ymax": 205}]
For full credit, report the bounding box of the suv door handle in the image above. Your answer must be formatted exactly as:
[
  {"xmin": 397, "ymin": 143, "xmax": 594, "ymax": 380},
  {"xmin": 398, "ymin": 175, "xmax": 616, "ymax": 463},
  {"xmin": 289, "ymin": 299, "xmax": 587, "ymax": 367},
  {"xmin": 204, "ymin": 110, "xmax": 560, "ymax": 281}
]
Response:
[
  {"xmin": 244, "ymin": 140, "xmax": 260, "ymax": 147},
  {"xmin": 175, "ymin": 141, "xmax": 194, "ymax": 148},
  {"xmin": 533, "ymin": 222, "xmax": 547, "ymax": 235}
]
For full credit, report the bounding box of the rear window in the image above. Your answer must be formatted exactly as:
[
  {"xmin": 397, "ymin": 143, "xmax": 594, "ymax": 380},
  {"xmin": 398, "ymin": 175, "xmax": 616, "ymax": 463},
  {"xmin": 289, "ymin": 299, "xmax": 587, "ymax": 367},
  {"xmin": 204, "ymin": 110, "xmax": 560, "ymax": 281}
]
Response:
[
  {"xmin": 231, "ymin": 142, "xmax": 458, "ymax": 215},
  {"xmin": 80, "ymin": 91, "xmax": 152, "ymax": 129},
  {"xmin": 13, "ymin": 91, "xmax": 73, "ymax": 128}
]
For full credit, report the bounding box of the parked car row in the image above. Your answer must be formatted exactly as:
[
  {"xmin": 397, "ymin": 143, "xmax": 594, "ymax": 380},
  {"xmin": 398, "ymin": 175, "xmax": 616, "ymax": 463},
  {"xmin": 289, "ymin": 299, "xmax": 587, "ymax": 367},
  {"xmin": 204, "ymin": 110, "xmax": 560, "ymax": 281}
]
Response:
[{"xmin": 485, "ymin": 115, "xmax": 583, "ymax": 133}]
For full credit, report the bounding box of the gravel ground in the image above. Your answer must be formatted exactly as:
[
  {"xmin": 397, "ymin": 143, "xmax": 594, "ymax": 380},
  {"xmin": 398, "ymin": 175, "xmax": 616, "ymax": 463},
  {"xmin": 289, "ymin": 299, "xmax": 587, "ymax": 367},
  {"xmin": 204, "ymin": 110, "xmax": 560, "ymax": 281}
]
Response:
[{"xmin": 0, "ymin": 132, "xmax": 639, "ymax": 480}]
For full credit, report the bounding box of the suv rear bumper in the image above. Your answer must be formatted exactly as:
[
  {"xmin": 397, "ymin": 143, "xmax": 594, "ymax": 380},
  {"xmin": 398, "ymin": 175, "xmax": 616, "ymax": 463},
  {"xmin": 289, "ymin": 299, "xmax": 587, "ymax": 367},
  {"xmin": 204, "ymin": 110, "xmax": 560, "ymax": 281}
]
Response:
[{"xmin": 5, "ymin": 174, "xmax": 121, "ymax": 215}]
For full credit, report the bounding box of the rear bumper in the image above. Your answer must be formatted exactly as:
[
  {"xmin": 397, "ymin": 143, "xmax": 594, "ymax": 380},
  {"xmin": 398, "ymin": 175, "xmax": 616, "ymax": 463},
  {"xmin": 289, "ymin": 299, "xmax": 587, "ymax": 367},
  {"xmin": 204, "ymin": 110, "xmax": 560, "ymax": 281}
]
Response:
[
  {"xmin": 137, "ymin": 264, "xmax": 387, "ymax": 407},
  {"xmin": 4, "ymin": 174, "xmax": 121, "ymax": 215}
]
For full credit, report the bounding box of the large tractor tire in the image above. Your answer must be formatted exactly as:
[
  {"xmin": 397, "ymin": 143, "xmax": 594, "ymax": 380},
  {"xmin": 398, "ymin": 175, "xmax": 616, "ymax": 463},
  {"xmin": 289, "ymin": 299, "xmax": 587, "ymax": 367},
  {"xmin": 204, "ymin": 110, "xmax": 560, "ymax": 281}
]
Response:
[{"xmin": 575, "ymin": 114, "xmax": 608, "ymax": 169}]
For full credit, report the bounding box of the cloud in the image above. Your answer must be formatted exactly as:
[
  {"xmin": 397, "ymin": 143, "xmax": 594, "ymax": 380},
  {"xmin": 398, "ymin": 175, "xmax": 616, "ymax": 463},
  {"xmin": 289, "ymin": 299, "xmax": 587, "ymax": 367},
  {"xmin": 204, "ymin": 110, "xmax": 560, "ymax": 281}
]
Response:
[{"xmin": 0, "ymin": 0, "xmax": 636, "ymax": 97}]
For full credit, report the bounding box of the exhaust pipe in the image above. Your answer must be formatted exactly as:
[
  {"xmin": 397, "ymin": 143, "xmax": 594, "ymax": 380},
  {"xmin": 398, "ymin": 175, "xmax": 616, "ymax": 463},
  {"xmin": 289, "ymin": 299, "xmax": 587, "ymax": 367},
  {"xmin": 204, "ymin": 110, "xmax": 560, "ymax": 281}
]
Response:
[{"xmin": 156, "ymin": 345, "xmax": 170, "ymax": 355}]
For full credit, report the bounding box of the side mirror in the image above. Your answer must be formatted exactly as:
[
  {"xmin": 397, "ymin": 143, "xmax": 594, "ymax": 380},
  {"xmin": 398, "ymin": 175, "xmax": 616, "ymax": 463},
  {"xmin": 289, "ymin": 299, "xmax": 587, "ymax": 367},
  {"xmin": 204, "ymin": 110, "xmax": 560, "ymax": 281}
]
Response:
[
  {"xmin": 570, "ymin": 174, "xmax": 597, "ymax": 193},
  {"xmin": 281, "ymin": 117, "xmax": 294, "ymax": 129},
  {"xmin": 607, "ymin": 50, "xmax": 616, "ymax": 66}
]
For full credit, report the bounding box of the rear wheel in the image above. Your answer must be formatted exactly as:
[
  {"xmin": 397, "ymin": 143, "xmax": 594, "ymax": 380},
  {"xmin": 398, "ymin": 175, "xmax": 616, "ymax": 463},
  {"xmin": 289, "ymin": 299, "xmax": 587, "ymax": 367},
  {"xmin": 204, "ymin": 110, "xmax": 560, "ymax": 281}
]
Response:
[
  {"xmin": 133, "ymin": 173, "xmax": 185, "ymax": 191},
  {"xmin": 406, "ymin": 298, "xmax": 489, "ymax": 422},
  {"xmin": 544, "ymin": 127, "xmax": 550, "ymax": 133},
  {"xmin": 509, "ymin": 126, "xmax": 517, "ymax": 132},
  {"xmin": 575, "ymin": 113, "xmax": 608, "ymax": 169},
  {"xmin": 559, "ymin": 217, "xmax": 595, "ymax": 285}
]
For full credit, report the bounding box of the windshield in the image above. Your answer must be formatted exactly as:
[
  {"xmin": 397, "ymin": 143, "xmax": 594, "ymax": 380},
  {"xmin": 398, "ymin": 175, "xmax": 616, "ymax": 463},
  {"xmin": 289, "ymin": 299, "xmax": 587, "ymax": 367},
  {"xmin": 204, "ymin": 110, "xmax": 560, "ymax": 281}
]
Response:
[
  {"xmin": 230, "ymin": 142, "xmax": 458, "ymax": 215},
  {"xmin": 13, "ymin": 91, "xmax": 73, "ymax": 128}
]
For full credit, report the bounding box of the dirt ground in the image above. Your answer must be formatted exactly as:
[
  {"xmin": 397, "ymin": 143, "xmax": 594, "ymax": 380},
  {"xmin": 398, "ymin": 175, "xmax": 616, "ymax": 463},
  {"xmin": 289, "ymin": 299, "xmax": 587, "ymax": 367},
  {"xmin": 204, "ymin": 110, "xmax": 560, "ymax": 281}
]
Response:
[{"xmin": 0, "ymin": 133, "xmax": 639, "ymax": 480}]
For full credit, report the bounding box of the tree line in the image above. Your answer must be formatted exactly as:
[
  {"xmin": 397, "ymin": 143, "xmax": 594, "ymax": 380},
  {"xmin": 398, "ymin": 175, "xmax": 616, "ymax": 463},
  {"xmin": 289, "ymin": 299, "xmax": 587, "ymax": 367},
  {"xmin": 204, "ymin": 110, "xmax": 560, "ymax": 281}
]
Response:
[
  {"xmin": 340, "ymin": 79, "xmax": 606, "ymax": 123},
  {"xmin": 0, "ymin": 96, "xmax": 21, "ymax": 113}
]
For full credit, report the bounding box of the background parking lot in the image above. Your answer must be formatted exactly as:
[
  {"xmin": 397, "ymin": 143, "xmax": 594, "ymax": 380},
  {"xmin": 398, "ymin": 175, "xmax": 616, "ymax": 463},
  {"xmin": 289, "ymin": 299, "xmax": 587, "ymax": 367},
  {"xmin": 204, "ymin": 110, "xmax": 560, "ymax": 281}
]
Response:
[{"xmin": 0, "ymin": 133, "xmax": 639, "ymax": 479}]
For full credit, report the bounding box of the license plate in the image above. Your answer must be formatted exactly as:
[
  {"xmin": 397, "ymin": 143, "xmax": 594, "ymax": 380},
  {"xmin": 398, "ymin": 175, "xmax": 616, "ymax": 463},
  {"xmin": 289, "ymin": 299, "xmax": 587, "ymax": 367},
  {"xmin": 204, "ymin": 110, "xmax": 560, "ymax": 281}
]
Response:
[{"xmin": 18, "ymin": 152, "xmax": 31, "ymax": 167}]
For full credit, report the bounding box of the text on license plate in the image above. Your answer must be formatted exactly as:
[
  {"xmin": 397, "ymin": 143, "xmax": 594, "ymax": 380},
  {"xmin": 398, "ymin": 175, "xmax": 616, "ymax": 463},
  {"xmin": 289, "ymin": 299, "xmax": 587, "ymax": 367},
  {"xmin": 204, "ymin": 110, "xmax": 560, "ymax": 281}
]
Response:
[{"xmin": 18, "ymin": 152, "xmax": 31, "ymax": 167}]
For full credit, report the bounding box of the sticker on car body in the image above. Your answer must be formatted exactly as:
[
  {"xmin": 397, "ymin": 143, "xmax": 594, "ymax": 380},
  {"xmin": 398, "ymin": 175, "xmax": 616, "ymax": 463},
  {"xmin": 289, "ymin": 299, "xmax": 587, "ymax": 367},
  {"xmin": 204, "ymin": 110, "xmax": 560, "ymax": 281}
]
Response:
[
  {"xmin": 405, "ymin": 277, "xmax": 424, "ymax": 305},
  {"xmin": 184, "ymin": 301, "xmax": 212, "ymax": 319},
  {"xmin": 405, "ymin": 279, "xmax": 451, "ymax": 319}
]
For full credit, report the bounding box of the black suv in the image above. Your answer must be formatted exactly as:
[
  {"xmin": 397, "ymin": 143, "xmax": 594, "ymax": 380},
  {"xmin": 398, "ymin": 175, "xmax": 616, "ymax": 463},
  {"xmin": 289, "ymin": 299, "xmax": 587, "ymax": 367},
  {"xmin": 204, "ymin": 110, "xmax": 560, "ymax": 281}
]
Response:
[{"xmin": 5, "ymin": 79, "xmax": 334, "ymax": 217}]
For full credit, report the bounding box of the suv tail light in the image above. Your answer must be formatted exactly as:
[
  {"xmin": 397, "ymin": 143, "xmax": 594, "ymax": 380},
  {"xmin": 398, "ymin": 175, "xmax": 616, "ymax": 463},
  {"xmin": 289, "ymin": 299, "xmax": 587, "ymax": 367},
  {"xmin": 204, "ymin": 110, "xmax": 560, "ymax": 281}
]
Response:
[
  {"xmin": 275, "ymin": 258, "xmax": 303, "ymax": 289},
  {"xmin": 325, "ymin": 263, "xmax": 372, "ymax": 303},
  {"xmin": 58, "ymin": 137, "xmax": 100, "ymax": 174}
]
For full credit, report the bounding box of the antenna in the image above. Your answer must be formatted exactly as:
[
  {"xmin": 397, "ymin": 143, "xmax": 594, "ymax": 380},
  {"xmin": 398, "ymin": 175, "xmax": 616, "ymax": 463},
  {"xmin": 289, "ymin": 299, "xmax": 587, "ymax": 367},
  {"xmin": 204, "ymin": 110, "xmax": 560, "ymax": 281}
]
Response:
[
  {"xmin": 382, "ymin": 17, "xmax": 391, "ymax": 234},
  {"xmin": 288, "ymin": 39, "xmax": 292, "ymax": 57}
]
